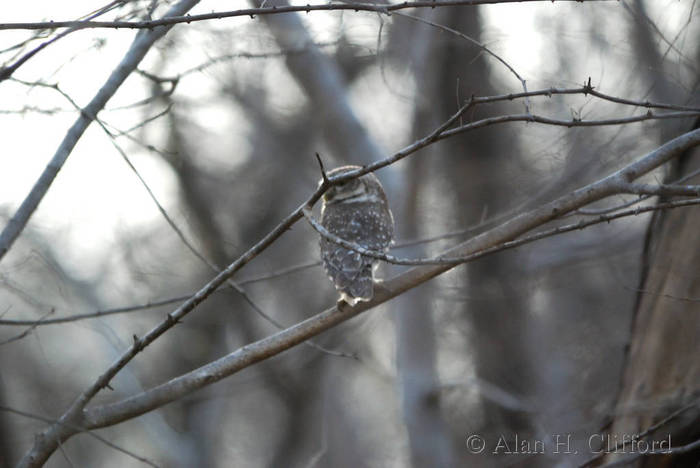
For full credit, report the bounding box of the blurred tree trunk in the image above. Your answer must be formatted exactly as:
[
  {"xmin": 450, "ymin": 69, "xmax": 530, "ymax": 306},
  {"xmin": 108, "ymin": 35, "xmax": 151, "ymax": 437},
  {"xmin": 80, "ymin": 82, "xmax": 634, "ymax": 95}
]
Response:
[
  {"xmin": 607, "ymin": 120, "xmax": 700, "ymax": 466},
  {"xmin": 146, "ymin": 26, "xmax": 321, "ymax": 457},
  {"xmin": 527, "ymin": 14, "xmax": 640, "ymax": 462},
  {"xmin": 391, "ymin": 6, "xmax": 535, "ymax": 466},
  {"xmin": 162, "ymin": 104, "xmax": 322, "ymax": 468},
  {"xmin": 0, "ymin": 380, "xmax": 12, "ymax": 468},
  {"xmin": 394, "ymin": 157, "xmax": 454, "ymax": 467},
  {"xmin": 389, "ymin": 8, "xmax": 461, "ymax": 468},
  {"xmin": 428, "ymin": 4, "xmax": 534, "ymax": 444},
  {"xmin": 606, "ymin": 2, "xmax": 700, "ymax": 464},
  {"xmin": 250, "ymin": 0, "xmax": 384, "ymax": 167}
]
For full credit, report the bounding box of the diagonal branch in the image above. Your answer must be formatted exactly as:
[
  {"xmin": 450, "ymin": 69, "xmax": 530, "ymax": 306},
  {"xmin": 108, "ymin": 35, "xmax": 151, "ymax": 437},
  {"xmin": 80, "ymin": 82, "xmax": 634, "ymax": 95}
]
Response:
[
  {"xmin": 0, "ymin": 405, "xmax": 159, "ymax": 467},
  {"xmin": 394, "ymin": 10, "xmax": 534, "ymax": 113},
  {"xmin": 0, "ymin": 1, "xmax": 127, "ymax": 82},
  {"xmin": 325, "ymin": 109, "xmax": 700, "ymax": 186},
  {"xmin": 16, "ymin": 105, "xmax": 700, "ymax": 466},
  {"xmin": 302, "ymin": 197, "xmax": 700, "ymax": 267},
  {"xmin": 80, "ymin": 128, "xmax": 700, "ymax": 432},
  {"xmin": 0, "ymin": 0, "xmax": 201, "ymax": 265}
]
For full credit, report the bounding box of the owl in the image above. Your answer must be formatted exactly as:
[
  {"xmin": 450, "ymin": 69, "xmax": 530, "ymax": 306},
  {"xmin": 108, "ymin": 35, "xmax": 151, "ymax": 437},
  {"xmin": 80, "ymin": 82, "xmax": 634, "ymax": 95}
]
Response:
[{"xmin": 319, "ymin": 165, "xmax": 394, "ymax": 305}]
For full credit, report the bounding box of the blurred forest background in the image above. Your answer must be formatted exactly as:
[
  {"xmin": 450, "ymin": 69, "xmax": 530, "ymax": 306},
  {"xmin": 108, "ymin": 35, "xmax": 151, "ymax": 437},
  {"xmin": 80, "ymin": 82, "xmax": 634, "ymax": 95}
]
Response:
[{"xmin": 0, "ymin": 0, "xmax": 699, "ymax": 467}]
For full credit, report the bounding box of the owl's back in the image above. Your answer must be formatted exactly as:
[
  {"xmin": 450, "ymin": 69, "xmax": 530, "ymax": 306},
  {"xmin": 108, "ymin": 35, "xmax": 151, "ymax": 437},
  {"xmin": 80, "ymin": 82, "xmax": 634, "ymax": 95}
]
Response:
[{"xmin": 319, "ymin": 200, "xmax": 394, "ymax": 304}]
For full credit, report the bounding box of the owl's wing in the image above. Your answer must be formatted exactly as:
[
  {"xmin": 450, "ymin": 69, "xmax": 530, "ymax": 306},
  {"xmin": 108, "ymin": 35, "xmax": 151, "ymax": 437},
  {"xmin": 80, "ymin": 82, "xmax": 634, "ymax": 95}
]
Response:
[
  {"xmin": 344, "ymin": 204, "xmax": 394, "ymax": 251},
  {"xmin": 319, "ymin": 203, "xmax": 393, "ymax": 303},
  {"xmin": 320, "ymin": 240, "xmax": 375, "ymax": 302}
]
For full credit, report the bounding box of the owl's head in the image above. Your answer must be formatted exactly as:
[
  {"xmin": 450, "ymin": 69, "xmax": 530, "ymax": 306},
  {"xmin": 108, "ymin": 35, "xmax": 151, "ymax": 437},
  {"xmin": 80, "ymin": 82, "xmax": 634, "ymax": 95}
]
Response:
[{"xmin": 322, "ymin": 165, "xmax": 388, "ymax": 206}]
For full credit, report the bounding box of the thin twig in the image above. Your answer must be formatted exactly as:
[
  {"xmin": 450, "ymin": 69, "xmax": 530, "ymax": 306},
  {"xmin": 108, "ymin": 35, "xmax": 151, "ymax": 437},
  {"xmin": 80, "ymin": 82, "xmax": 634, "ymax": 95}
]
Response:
[
  {"xmin": 21, "ymin": 128, "xmax": 697, "ymax": 466},
  {"xmin": 0, "ymin": 0, "xmax": 201, "ymax": 265},
  {"xmin": 98, "ymin": 120, "xmax": 354, "ymax": 360},
  {"xmin": 578, "ymin": 397, "xmax": 700, "ymax": 467},
  {"xmin": 0, "ymin": 297, "xmax": 190, "ymax": 326},
  {"xmin": 0, "ymin": 309, "xmax": 54, "ymax": 345},
  {"xmin": 0, "ymin": 1, "xmax": 621, "ymax": 32},
  {"xmin": 303, "ymin": 198, "xmax": 700, "ymax": 267},
  {"xmin": 597, "ymin": 438, "xmax": 700, "ymax": 467},
  {"xmin": 15, "ymin": 91, "xmax": 700, "ymax": 466},
  {"xmin": 575, "ymin": 166, "xmax": 700, "ymax": 216},
  {"xmin": 173, "ymin": 41, "xmax": 341, "ymax": 78},
  {"xmin": 1, "ymin": 91, "xmax": 698, "ymax": 328},
  {"xmin": 0, "ymin": 405, "xmax": 159, "ymax": 467},
  {"xmin": 0, "ymin": 1, "xmax": 128, "ymax": 81},
  {"xmin": 394, "ymin": 10, "xmax": 533, "ymax": 113}
]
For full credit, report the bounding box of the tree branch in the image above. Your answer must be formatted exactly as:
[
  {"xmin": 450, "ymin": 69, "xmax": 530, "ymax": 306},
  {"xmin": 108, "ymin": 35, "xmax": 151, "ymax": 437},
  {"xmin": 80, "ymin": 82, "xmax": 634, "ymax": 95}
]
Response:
[
  {"xmin": 0, "ymin": 405, "xmax": 158, "ymax": 468},
  {"xmin": 76, "ymin": 128, "xmax": 700, "ymax": 435},
  {"xmin": 0, "ymin": 0, "xmax": 202, "ymax": 266},
  {"xmin": 15, "ymin": 95, "xmax": 699, "ymax": 465},
  {"xmin": 0, "ymin": 1, "xmax": 619, "ymax": 31},
  {"xmin": 302, "ymin": 197, "xmax": 700, "ymax": 266}
]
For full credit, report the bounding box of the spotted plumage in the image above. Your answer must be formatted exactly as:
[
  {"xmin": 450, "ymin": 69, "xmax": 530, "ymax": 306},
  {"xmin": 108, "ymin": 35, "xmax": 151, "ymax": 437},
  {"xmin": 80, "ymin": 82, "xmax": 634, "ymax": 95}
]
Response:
[{"xmin": 319, "ymin": 166, "xmax": 394, "ymax": 305}]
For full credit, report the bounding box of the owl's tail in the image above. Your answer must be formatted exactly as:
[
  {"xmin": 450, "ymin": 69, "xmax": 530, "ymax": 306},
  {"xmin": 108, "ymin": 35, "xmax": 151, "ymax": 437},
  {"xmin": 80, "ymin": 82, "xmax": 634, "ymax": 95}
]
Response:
[{"xmin": 340, "ymin": 279, "xmax": 374, "ymax": 306}]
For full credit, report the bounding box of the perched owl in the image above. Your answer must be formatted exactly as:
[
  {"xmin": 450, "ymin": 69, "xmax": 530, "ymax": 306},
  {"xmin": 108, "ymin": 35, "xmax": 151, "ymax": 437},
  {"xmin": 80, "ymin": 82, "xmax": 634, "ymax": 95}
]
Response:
[{"xmin": 320, "ymin": 166, "xmax": 394, "ymax": 305}]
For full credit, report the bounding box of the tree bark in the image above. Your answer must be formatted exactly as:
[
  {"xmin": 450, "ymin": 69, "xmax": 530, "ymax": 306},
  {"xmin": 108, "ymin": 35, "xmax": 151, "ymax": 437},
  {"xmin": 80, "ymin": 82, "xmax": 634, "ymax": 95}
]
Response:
[{"xmin": 607, "ymin": 120, "xmax": 700, "ymax": 467}]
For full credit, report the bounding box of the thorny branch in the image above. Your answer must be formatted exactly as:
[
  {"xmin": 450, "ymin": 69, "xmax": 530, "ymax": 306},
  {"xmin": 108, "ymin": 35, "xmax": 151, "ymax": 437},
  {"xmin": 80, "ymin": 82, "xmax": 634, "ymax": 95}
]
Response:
[
  {"xmin": 5, "ymin": 195, "xmax": 700, "ymax": 329},
  {"xmin": 394, "ymin": 10, "xmax": 534, "ymax": 113},
  {"xmin": 16, "ymin": 127, "xmax": 700, "ymax": 466},
  {"xmin": 2, "ymin": 84, "xmax": 698, "ymax": 331},
  {"xmin": 2, "ymin": 2, "xmax": 697, "ymax": 464},
  {"xmin": 0, "ymin": 1, "xmax": 620, "ymax": 32},
  {"xmin": 302, "ymin": 196, "xmax": 700, "ymax": 267},
  {"xmin": 2, "ymin": 85, "xmax": 699, "ymax": 329},
  {"xmin": 6, "ymin": 194, "xmax": 700, "ymax": 330},
  {"xmin": 73, "ymin": 128, "xmax": 699, "ymax": 430}
]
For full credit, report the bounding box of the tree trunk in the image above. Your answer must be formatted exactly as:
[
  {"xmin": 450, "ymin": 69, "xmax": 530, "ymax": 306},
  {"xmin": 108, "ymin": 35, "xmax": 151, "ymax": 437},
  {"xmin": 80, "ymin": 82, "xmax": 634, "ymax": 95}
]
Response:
[{"xmin": 607, "ymin": 121, "xmax": 700, "ymax": 467}]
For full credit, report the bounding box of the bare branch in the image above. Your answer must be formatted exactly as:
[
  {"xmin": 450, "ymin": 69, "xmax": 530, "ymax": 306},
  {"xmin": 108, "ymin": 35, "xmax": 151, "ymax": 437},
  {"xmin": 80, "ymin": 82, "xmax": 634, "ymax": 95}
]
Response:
[
  {"xmin": 0, "ymin": 405, "xmax": 159, "ymax": 467},
  {"xmin": 574, "ymin": 165, "xmax": 700, "ymax": 216},
  {"xmin": 394, "ymin": 10, "xmax": 533, "ymax": 113},
  {"xmin": 0, "ymin": 1, "xmax": 129, "ymax": 81},
  {"xmin": 596, "ymin": 438, "xmax": 700, "ymax": 468},
  {"xmin": 578, "ymin": 397, "xmax": 700, "ymax": 467},
  {"xmin": 74, "ymin": 128, "xmax": 700, "ymax": 435},
  {"xmin": 0, "ymin": 1, "xmax": 620, "ymax": 32},
  {"xmin": 337, "ymin": 109, "xmax": 700, "ymax": 187},
  {"xmin": 303, "ymin": 199, "xmax": 700, "ymax": 266},
  {"xmin": 0, "ymin": 0, "xmax": 201, "ymax": 265},
  {"xmin": 0, "ymin": 296, "xmax": 190, "ymax": 326},
  {"xmin": 15, "ymin": 90, "xmax": 700, "ymax": 465},
  {"xmin": 0, "ymin": 90, "xmax": 698, "ymax": 329},
  {"xmin": 450, "ymin": 85, "xmax": 700, "ymax": 112},
  {"xmin": 0, "ymin": 309, "xmax": 53, "ymax": 345},
  {"xmin": 7, "ymin": 197, "xmax": 699, "ymax": 330},
  {"xmin": 621, "ymin": 183, "xmax": 700, "ymax": 197}
]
